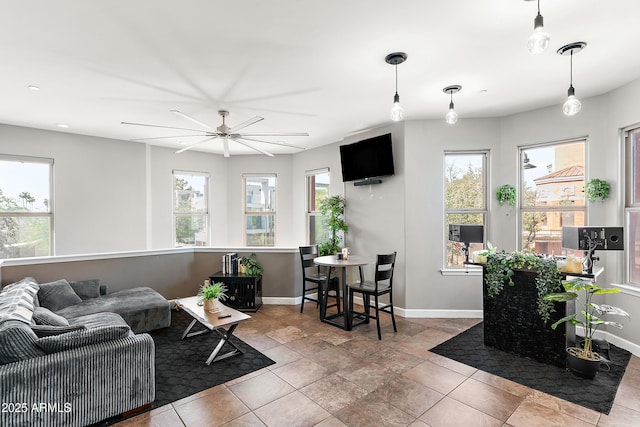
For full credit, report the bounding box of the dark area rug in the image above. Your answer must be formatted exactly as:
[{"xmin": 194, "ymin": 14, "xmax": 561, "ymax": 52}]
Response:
[
  {"xmin": 430, "ymin": 322, "xmax": 631, "ymax": 414},
  {"xmin": 101, "ymin": 309, "xmax": 274, "ymax": 425},
  {"xmin": 151, "ymin": 309, "xmax": 275, "ymax": 408}
]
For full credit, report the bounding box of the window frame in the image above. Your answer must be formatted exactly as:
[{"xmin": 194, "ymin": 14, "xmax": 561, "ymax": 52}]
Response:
[
  {"xmin": 518, "ymin": 139, "xmax": 586, "ymax": 254},
  {"xmin": 172, "ymin": 170, "xmax": 210, "ymax": 247},
  {"xmin": 0, "ymin": 154, "xmax": 54, "ymax": 258},
  {"xmin": 243, "ymin": 173, "xmax": 277, "ymax": 247},
  {"xmin": 305, "ymin": 168, "xmax": 330, "ymax": 245},
  {"xmin": 443, "ymin": 150, "xmax": 488, "ymax": 270},
  {"xmin": 624, "ymin": 125, "xmax": 640, "ymax": 287}
]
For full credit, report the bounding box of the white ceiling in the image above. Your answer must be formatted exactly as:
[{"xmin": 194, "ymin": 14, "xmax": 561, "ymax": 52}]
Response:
[{"xmin": 2, "ymin": 0, "xmax": 640, "ymax": 156}]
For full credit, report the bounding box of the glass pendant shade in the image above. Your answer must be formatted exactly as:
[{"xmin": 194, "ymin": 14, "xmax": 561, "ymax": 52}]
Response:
[
  {"xmin": 527, "ymin": 13, "xmax": 549, "ymax": 54},
  {"xmin": 563, "ymin": 87, "xmax": 582, "ymax": 116},
  {"xmin": 390, "ymin": 93, "xmax": 404, "ymax": 122},
  {"xmin": 445, "ymin": 103, "xmax": 458, "ymax": 125}
]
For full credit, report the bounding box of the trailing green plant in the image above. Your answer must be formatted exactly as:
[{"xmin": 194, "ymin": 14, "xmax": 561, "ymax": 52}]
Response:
[
  {"xmin": 585, "ymin": 179, "xmax": 610, "ymax": 203},
  {"xmin": 318, "ymin": 195, "xmax": 348, "ymax": 256},
  {"xmin": 240, "ymin": 253, "xmax": 264, "ymax": 275},
  {"xmin": 544, "ymin": 277, "xmax": 628, "ymax": 360},
  {"xmin": 496, "ymin": 184, "xmax": 517, "ymax": 208},
  {"xmin": 483, "ymin": 250, "xmax": 564, "ymax": 322},
  {"xmin": 198, "ymin": 281, "xmax": 228, "ymax": 302}
]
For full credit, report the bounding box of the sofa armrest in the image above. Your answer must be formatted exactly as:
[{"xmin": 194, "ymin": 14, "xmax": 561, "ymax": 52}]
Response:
[{"xmin": 0, "ymin": 334, "xmax": 154, "ymax": 427}]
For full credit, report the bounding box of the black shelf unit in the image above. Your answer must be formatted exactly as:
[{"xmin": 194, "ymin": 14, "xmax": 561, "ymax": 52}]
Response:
[{"xmin": 209, "ymin": 271, "xmax": 262, "ymax": 312}]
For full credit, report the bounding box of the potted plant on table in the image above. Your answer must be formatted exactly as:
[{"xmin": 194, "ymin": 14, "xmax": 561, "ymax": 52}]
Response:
[
  {"xmin": 198, "ymin": 281, "xmax": 228, "ymax": 312},
  {"xmin": 544, "ymin": 277, "xmax": 629, "ymax": 379}
]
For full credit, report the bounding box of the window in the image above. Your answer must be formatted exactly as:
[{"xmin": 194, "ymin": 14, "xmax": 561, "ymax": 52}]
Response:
[
  {"xmin": 520, "ymin": 140, "xmax": 585, "ymax": 254},
  {"xmin": 625, "ymin": 127, "xmax": 640, "ymax": 285},
  {"xmin": 0, "ymin": 155, "xmax": 53, "ymax": 258},
  {"xmin": 306, "ymin": 168, "xmax": 330, "ymax": 245},
  {"xmin": 173, "ymin": 171, "xmax": 209, "ymax": 247},
  {"xmin": 244, "ymin": 174, "xmax": 276, "ymax": 246},
  {"xmin": 444, "ymin": 151, "xmax": 487, "ymax": 268}
]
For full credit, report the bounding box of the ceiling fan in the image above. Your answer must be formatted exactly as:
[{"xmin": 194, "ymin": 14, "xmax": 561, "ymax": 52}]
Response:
[{"xmin": 121, "ymin": 110, "xmax": 308, "ymax": 157}]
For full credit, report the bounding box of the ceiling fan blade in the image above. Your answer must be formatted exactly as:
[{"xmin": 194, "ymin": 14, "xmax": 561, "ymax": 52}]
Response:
[
  {"xmin": 175, "ymin": 136, "xmax": 218, "ymax": 154},
  {"xmin": 222, "ymin": 137, "xmax": 230, "ymax": 158},
  {"xmin": 131, "ymin": 134, "xmax": 210, "ymax": 142},
  {"xmin": 238, "ymin": 132, "xmax": 309, "ymax": 137},
  {"xmin": 121, "ymin": 121, "xmax": 206, "ymax": 133},
  {"xmin": 234, "ymin": 136, "xmax": 306, "ymax": 150},
  {"xmin": 170, "ymin": 110, "xmax": 216, "ymax": 131},
  {"xmin": 229, "ymin": 116, "xmax": 264, "ymax": 133},
  {"xmin": 231, "ymin": 137, "xmax": 274, "ymax": 157}
]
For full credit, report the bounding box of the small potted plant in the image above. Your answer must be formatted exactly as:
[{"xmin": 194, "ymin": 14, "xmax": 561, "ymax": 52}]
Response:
[
  {"xmin": 496, "ymin": 184, "xmax": 516, "ymax": 214},
  {"xmin": 585, "ymin": 179, "xmax": 610, "ymax": 203},
  {"xmin": 198, "ymin": 281, "xmax": 228, "ymax": 312},
  {"xmin": 240, "ymin": 253, "xmax": 264, "ymax": 276},
  {"xmin": 544, "ymin": 277, "xmax": 629, "ymax": 379}
]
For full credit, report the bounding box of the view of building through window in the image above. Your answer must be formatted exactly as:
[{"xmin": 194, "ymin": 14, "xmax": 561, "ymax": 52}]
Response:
[
  {"xmin": 173, "ymin": 171, "xmax": 208, "ymax": 247},
  {"xmin": 306, "ymin": 169, "xmax": 330, "ymax": 245},
  {"xmin": 520, "ymin": 141, "xmax": 585, "ymax": 254},
  {"xmin": 0, "ymin": 155, "xmax": 52, "ymax": 258},
  {"xmin": 244, "ymin": 174, "xmax": 276, "ymax": 246},
  {"xmin": 444, "ymin": 152, "xmax": 487, "ymax": 268},
  {"xmin": 626, "ymin": 127, "xmax": 640, "ymax": 285}
]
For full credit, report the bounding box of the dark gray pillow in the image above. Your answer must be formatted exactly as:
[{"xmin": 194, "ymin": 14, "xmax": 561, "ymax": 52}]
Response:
[
  {"xmin": 31, "ymin": 324, "xmax": 85, "ymax": 338},
  {"xmin": 37, "ymin": 279, "xmax": 82, "ymax": 312},
  {"xmin": 37, "ymin": 325, "xmax": 130, "ymax": 353},
  {"xmin": 69, "ymin": 279, "xmax": 101, "ymax": 300},
  {"xmin": 32, "ymin": 306, "xmax": 69, "ymax": 326}
]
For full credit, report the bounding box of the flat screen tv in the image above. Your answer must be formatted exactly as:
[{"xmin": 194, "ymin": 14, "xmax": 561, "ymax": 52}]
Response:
[{"xmin": 339, "ymin": 133, "xmax": 395, "ymax": 182}]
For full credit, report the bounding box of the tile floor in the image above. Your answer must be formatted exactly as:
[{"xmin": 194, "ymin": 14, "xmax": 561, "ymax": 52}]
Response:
[{"xmin": 115, "ymin": 304, "xmax": 640, "ymax": 427}]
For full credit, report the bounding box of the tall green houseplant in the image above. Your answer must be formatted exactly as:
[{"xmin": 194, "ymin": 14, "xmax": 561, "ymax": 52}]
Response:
[{"xmin": 318, "ymin": 195, "xmax": 348, "ymax": 256}]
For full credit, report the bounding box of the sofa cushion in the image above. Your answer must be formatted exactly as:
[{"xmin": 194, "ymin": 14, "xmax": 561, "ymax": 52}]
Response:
[
  {"xmin": 37, "ymin": 279, "xmax": 82, "ymax": 312},
  {"xmin": 69, "ymin": 279, "xmax": 102, "ymax": 300},
  {"xmin": 30, "ymin": 324, "xmax": 86, "ymax": 337},
  {"xmin": 0, "ymin": 277, "xmax": 39, "ymax": 324},
  {"xmin": 0, "ymin": 320, "xmax": 46, "ymax": 364},
  {"xmin": 68, "ymin": 312, "xmax": 130, "ymax": 329},
  {"xmin": 37, "ymin": 325, "xmax": 130, "ymax": 353},
  {"xmin": 32, "ymin": 306, "xmax": 70, "ymax": 326}
]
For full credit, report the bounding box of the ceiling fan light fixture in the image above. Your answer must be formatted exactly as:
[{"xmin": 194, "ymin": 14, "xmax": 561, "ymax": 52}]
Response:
[
  {"xmin": 385, "ymin": 52, "xmax": 407, "ymax": 122},
  {"xmin": 558, "ymin": 42, "xmax": 586, "ymax": 117},
  {"xmin": 443, "ymin": 85, "xmax": 462, "ymax": 125}
]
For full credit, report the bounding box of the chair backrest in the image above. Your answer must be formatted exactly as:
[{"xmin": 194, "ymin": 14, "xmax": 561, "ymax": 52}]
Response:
[
  {"xmin": 299, "ymin": 245, "xmax": 321, "ymax": 274},
  {"xmin": 374, "ymin": 252, "xmax": 397, "ymax": 289}
]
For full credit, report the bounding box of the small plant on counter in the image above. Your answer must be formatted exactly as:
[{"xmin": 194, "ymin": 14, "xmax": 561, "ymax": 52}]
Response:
[{"xmin": 240, "ymin": 253, "xmax": 264, "ymax": 276}]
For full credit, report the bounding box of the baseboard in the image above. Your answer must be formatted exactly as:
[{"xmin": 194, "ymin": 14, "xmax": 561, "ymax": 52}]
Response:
[{"xmin": 575, "ymin": 326, "xmax": 640, "ymax": 357}]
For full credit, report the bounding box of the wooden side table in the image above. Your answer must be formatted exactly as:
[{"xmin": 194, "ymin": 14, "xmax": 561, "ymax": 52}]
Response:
[{"xmin": 209, "ymin": 271, "xmax": 263, "ymax": 312}]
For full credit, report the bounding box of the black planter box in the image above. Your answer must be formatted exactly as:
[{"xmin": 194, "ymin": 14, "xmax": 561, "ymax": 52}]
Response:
[{"xmin": 482, "ymin": 268, "xmax": 575, "ymax": 368}]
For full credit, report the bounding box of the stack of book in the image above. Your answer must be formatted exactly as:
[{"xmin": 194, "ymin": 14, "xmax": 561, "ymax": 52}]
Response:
[{"xmin": 222, "ymin": 252, "xmax": 239, "ymax": 275}]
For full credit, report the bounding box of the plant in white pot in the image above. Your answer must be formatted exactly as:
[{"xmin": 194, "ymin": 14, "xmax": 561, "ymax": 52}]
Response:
[
  {"xmin": 198, "ymin": 281, "xmax": 228, "ymax": 312},
  {"xmin": 543, "ymin": 277, "xmax": 629, "ymax": 379}
]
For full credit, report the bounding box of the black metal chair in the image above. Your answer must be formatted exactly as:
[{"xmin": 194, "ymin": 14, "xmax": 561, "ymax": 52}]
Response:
[
  {"xmin": 348, "ymin": 252, "xmax": 397, "ymax": 340},
  {"xmin": 298, "ymin": 245, "xmax": 340, "ymax": 313}
]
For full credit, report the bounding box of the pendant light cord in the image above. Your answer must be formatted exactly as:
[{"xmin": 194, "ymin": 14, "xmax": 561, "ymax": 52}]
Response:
[
  {"xmin": 394, "ymin": 63, "xmax": 399, "ymax": 96},
  {"xmin": 570, "ymin": 50, "xmax": 574, "ymax": 87}
]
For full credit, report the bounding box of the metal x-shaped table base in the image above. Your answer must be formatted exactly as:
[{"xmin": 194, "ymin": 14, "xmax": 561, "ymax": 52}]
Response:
[{"xmin": 181, "ymin": 319, "xmax": 243, "ymax": 365}]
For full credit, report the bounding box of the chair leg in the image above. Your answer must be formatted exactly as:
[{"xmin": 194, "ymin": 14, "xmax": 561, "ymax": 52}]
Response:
[
  {"xmin": 374, "ymin": 294, "xmax": 381, "ymax": 340},
  {"xmin": 300, "ymin": 282, "xmax": 306, "ymax": 313},
  {"xmin": 334, "ymin": 283, "xmax": 341, "ymax": 313},
  {"xmin": 389, "ymin": 292, "xmax": 397, "ymax": 333},
  {"xmin": 363, "ymin": 294, "xmax": 371, "ymax": 323},
  {"xmin": 348, "ymin": 288, "xmax": 354, "ymax": 329}
]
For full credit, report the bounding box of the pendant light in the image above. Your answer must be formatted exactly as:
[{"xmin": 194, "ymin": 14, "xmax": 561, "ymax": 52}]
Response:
[
  {"xmin": 558, "ymin": 42, "xmax": 587, "ymax": 116},
  {"xmin": 385, "ymin": 52, "xmax": 408, "ymax": 122},
  {"xmin": 527, "ymin": 0, "xmax": 550, "ymax": 54},
  {"xmin": 443, "ymin": 85, "xmax": 461, "ymax": 125}
]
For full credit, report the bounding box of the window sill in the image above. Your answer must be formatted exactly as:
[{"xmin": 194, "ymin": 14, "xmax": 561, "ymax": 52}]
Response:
[
  {"xmin": 440, "ymin": 267, "xmax": 483, "ymax": 276},
  {"xmin": 611, "ymin": 283, "xmax": 640, "ymax": 298}
]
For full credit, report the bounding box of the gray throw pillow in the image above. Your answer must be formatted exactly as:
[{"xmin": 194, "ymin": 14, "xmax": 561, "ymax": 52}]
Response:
[
  {"xmin": 32, "ymin": 306, "xmax": 69, "ymax": 326},
  {"xmin": 0, "ymin": 277, "xmax": 39, "ymax": 324},
  {"xmin": 68, "ymin": 279, "xmax": 101, "ymax": 300},
  {"xmin": 31, "ymin": 324, "xmax": 85, "ymax": 338},
  {"xmin": 37, "ymin": 325, "xmax": 130, "ymax": 353},
  {"xmin": 37, "ymin": 279, "xmax": 82, "ymax": 312}
]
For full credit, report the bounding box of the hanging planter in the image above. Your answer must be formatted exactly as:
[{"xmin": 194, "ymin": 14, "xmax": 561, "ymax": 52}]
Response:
[
  {"xmin": 585, "ymin": 179, "xmax": 610, "ymax": 203},
  {"xmin": 496, "ymin": 184, "xmax": 517, "ymax": 212}
]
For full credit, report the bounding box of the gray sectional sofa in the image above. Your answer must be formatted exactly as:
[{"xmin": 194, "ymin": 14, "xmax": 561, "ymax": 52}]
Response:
[{"xmin": 0, "ymin": 277, "xmax": 171, "ymax": 427}]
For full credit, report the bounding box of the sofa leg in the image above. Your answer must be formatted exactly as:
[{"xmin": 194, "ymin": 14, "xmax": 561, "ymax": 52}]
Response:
[{"xmin": 122, "ymin": 403, "xmax": 152, "ymax": 418}]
